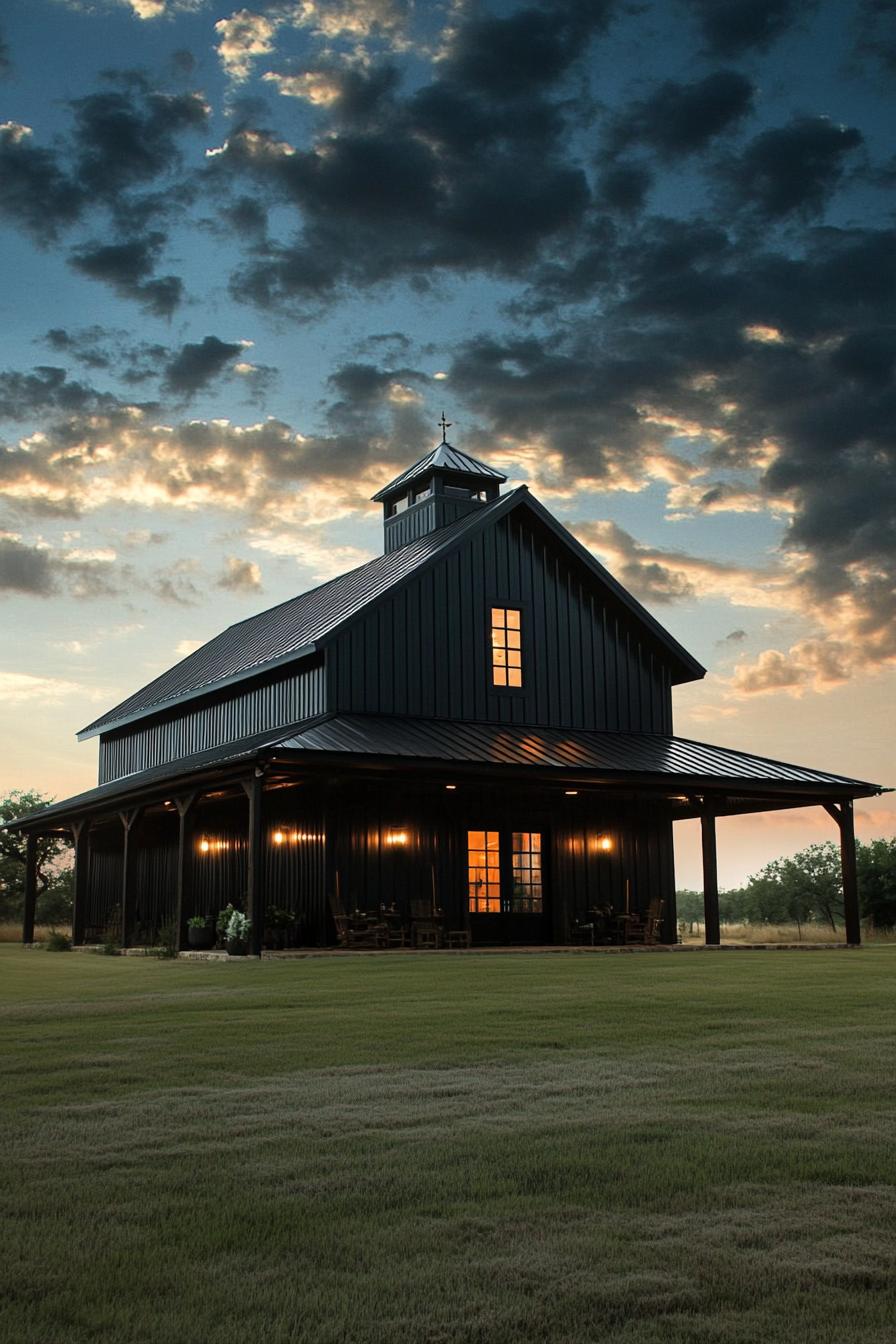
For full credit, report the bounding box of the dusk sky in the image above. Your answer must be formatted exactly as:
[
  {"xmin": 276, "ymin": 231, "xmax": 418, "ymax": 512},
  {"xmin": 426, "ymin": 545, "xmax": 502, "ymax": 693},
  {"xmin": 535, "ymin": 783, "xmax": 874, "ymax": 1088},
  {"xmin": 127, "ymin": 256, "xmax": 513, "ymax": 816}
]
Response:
[{"xmin": 1, "ymin": 0, "xmax": 894, "ymax": 887}]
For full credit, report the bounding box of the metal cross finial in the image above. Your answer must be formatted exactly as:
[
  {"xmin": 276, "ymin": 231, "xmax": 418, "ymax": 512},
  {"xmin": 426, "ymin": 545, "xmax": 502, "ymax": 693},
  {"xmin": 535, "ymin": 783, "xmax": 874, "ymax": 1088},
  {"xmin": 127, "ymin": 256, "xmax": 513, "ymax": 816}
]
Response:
[{"xmin": 439, "ymin": 412, "xmax": 452, "ymax": 444}]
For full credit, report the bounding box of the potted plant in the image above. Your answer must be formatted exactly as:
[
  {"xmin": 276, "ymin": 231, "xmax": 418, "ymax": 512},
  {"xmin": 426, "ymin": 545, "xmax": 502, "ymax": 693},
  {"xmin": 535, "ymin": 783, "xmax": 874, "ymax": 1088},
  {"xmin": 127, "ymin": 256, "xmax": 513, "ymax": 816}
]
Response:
[
  {"xmin": 215, "ymin": 904, "xmax": 236, "ymax": 949},
  {"xmin": 225, "ymin": 910, "xmax": 252, "ymax": 956},
  {"xmin": 264, "ymin": 906, "xmax": 295, "ymax": 950},
  {"xmin": 187, "ymin": 915, "xmax": 215, "ymax": 949}
]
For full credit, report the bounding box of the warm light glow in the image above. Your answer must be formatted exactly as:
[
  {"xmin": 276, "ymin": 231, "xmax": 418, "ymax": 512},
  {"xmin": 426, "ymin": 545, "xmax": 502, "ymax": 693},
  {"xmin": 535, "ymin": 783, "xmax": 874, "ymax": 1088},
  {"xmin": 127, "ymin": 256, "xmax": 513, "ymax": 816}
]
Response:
[
  {"xmin": 199, "ymin": 838, "xmax": 210, "ymax": 853},
  {"xmin": 598, "ymin": 835, "xmax": 613, "ymax": 852},
  {"xmin": 445, "ymin": 784, "xmax": 456, "ymax": 791},
  {"xmin": 273, "ymin": 829, "xmax": 285, "ymax": 845},
  {"xmin": 565, "ymin": 790, "xmax": 578, "ymax": 796},
  {"xmin": 490, "ymin": 607, "xmax": 523, "ymax": 688},
  {"xmin": 385, "ymin": 828, "xmax": 408, "ymax": 846}
]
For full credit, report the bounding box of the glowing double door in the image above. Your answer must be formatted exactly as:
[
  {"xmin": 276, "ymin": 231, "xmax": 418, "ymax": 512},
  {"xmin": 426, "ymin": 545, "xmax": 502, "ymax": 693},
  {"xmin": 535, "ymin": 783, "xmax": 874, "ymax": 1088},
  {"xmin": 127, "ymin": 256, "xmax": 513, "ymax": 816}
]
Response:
[{"xmin": 467, "ymin": 828, "xmax": 547, "ymax": 942}]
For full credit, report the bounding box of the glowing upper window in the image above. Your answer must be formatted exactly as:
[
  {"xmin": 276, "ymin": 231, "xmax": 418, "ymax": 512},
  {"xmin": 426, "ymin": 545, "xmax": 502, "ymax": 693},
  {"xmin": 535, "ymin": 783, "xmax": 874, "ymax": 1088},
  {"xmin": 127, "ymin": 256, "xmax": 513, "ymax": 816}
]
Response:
[{"xmin": 491, "ymin": 607, "xmax": 522, "ymax": 688}]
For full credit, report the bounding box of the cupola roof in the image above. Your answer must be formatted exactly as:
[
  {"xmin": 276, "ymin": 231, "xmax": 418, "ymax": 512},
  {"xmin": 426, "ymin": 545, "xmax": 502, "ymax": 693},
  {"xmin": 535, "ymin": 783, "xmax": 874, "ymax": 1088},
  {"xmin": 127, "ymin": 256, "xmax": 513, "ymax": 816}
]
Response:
[{"xmin": 371, "ymin": 442, "xmax": 506, "ymax": 502}]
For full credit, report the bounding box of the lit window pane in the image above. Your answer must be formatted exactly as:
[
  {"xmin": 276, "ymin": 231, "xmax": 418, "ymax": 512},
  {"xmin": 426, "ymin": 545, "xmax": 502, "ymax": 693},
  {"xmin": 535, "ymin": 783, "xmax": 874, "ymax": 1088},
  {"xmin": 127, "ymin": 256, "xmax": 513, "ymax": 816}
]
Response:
[
  {"xmin": 490, "ymin": 606, "xmax": 523, "ymax": 688},
  {"xmin": 510, "ymin": 832, "xmax": 542, "ymax": 913}
]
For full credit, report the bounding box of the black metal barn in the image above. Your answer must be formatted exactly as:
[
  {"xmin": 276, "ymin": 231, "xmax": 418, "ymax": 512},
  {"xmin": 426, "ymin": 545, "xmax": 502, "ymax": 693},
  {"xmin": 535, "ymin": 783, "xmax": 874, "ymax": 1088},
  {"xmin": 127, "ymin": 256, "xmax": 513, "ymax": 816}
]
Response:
[{"xmin": 9, "ymin": 440, "xmax": 886, "ymax": 951}]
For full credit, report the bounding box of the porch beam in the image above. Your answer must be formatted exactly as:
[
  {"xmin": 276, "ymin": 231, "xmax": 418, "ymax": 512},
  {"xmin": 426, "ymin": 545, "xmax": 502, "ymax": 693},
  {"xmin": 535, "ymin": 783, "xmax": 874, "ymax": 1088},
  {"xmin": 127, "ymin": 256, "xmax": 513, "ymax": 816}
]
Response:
[
  {"xmin": 119, "ymin": 808, "xmax": 141, "ymax": 949},
  {"xmin": 22, "ymin": 832, "xmax": 38, "ymax": 945},
  {"xmin": 173, "ymin": 794, "xmax": 197, "ymax": 953},
  {"xmin": 242, "ymin": 773, "xmax": 265, "ymax": 955},
  {"xmin": 824, "ymin": 801, "xmax": 861, "ymax": 945},
  {"xmin": 71, "ymin": 820, "xmax": 89, "ymax": 946},
  {"xmin": 701, "ymin": 806, "xmax": 721, "ymax": 946}
]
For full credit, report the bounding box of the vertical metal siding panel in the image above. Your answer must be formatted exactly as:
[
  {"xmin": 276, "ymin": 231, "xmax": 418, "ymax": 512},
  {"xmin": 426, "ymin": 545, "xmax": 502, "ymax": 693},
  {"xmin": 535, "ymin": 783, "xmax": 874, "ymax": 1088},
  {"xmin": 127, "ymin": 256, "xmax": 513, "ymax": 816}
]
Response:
[
  {"xmin": 446, "ymin": 552, "xmax": 462, "ymax": 720},
  {"xmin": 531, "ymin": 531, "xmax": 547, "ymax": 724},
  {"xmin": 604, "ymin": 610, "xmax": 617, "ymax": 731},
  {"xmin": 472, "ymin": 534, "xmax": 488, "ymax": 721}
]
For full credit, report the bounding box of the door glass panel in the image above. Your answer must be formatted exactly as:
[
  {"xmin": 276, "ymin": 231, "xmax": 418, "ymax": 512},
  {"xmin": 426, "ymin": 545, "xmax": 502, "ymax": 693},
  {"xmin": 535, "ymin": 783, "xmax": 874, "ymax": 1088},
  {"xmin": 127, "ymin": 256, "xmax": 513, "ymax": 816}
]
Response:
[
  {"xmin": 511, "ymin": 832, "xmax": 543, "ymax": 914},
  {"xmin": 468, "ymin": 830, "xmax": 501, "ymax": 913}
]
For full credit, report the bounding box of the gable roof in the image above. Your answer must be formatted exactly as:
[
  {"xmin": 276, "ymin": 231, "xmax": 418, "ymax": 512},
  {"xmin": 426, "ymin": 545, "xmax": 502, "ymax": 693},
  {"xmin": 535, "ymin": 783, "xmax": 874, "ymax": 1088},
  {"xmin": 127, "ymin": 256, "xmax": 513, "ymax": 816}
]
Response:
[
  {"xmin": 78, "ymin": 494, "xmax": 509, "ymax": 739},
  {"xmin": 371, "ymin": 441, "xmax": 506, "ymax": 500},
  {"xmin": 78, "ymin": 486, "xmax": 705, "ymax": 741}
]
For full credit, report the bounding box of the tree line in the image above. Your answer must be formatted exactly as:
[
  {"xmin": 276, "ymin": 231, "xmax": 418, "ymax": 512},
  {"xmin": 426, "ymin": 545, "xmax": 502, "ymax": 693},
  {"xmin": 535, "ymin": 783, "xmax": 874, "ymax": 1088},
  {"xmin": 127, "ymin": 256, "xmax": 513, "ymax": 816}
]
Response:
[{"xmin": 677, "ymin": 839, "xmax": 896, "ymax": 933}]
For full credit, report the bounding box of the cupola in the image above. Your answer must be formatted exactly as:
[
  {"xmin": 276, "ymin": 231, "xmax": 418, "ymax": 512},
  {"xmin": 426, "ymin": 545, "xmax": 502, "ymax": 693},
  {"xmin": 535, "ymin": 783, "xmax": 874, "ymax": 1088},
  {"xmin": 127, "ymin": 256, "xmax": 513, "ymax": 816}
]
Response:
[{"xmin": 372, "ymin": 416, "xmax": 506, "ymax": 554}]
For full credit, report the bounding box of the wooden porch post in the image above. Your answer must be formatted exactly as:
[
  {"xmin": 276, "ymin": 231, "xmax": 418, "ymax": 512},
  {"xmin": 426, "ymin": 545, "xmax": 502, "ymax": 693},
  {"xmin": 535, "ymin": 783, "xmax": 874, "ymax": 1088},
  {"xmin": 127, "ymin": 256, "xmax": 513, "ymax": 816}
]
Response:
[
  {"xmin": 119, "ymin": 808, "xmax": 141, "ymax": 948},
  {"xmin": 243, "ymin": 772, "xmax": 265, "ymax": 955},
  {"xmin": 173, "ymin": 794, "xmax": 197, "ymax": 953},
  {"xmin": 71, "ymin": 820, "xmax": 89, "ymax": 946},
  {"xmin": 22, "ymin": 831, "xmax": 38, "ymax": 944},
  {"xmin": 824, "ymin": 800, "xmax": 861, "ymax": 945},
  {"xmin": 701, "ymin": 805, "xmax": 721, "ymax": 946}
]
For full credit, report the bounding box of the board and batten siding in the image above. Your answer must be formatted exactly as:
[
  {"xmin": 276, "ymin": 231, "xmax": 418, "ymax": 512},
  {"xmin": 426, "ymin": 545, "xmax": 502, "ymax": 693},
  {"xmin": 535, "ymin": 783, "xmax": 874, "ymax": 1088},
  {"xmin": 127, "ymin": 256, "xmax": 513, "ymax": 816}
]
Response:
[
  {"xmin": 98, "ymin": 660, "xmax": 326, "ymax": 783},
  {"xmin": 328, "ymin": 513, "xmax": 674, "ymax": 733}
]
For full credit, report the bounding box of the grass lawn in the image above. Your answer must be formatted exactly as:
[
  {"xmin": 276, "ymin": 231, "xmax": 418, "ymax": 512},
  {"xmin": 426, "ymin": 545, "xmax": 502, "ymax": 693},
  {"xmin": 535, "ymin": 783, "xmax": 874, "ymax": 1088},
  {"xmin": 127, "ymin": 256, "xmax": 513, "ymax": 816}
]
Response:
[{"xmin": 2, "ymin": 947, "xmax": 895, "ymax": 1343}]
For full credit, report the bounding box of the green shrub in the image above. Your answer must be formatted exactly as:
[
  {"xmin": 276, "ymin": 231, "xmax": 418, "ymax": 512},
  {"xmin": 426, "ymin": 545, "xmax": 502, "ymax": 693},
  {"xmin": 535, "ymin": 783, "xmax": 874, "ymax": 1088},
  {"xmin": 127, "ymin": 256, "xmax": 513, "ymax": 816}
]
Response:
[
  {"xmin": 155, "ymin": 921, "xmax": 179, "ymax": 959},
  {"xmin": 45, "ymin": 929, "xmax": 72, "ymax": 952}
]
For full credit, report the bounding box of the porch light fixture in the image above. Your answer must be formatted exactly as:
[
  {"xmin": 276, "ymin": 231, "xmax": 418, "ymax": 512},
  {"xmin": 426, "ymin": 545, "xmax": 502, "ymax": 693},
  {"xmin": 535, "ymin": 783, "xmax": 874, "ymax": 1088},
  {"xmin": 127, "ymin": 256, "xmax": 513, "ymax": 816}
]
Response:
[
  {"xmin": 273, "ymin": 829, "xmax": 285, "ymax": 845},
  {"xmin": 445, "ymin": 784, "xmax": 456, "ymax": 791},
  {"xmin": 598, "ymin": 834, "xmax": 613, "ymax": 852},
  {"xmin": 199, "ymin": 837, "xmax": 210, "ymax": 853},
  {"xmin": 385, "ymin": 827, "xmax": 408, "ymax": 846},
  {"xmin": 565, "ymin": 790, "xmax": 579, "ymax": 796}
]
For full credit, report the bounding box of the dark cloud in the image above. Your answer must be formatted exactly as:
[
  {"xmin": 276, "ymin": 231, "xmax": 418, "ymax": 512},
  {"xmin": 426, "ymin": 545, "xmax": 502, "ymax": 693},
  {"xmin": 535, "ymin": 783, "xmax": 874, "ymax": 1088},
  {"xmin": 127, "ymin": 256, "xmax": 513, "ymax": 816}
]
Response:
[
  {"xmin": 150, "ymin": 559, "xmax": 203, "ymax": 606},
  {"xmin": 217, "ymin": 555, "xmax": 262, "ymax": 593},
  {"xmin": 70, "ymin": 83, "xmax": 207, "ymax": 200},
  {"xmin": 210, "ymin": 2, "xmax": 611, "ymax": 310},
  {"xmin": 719, "ymin": 629, "xmax": 748, "ymax": 645},
  {"xmin": 446, "ymin": 1, "xmax": 612, "ymax": 97},
  {"xmin": 687, "ymin": 0, "xmax": 812, "ymax": 56},
  {"xmin": 606, "ymin": 71, "xmax": 754, "ymax": 161},
  {"xmin": 854, "ymin": 0, "xmax": 896, "ymax": 73},
  {"xmin": 445, "ymin": 204, "xmax": 896, "ymax": 671},
  {"xmin": 163, "ymin": 336, "xmax": 246, "ymax": 397},
  {"xmin": 0, "ymin": 74, "xmax": 204, "ymax": 307},
  {"xmin": 596, "ymin": 161, "xmax": 652, "ymax": 214},
  {"xmin": 42, "ymin": 327, "xmax": 168, "ymax": 381},
  {"xmin": 718, "ymin": 117, "xmax": 863, "ymax": 219},
  {"xmin": 0, "ymin": 123, "xmax": 83, "ymax": 242},
  {"xmin": 0, "ymin": 536, "xmax": 121, "ymax": 599},
  {"xmin": 0, "ymin": 366, "xmax": 126, "ymax": 422},
  {"xmin": 70, "ymin": 234, "xmax": 183, "ymax": 315},
  {"xmin": 0, "ymin": 536, "xmax": 54, "ymax": 594}
]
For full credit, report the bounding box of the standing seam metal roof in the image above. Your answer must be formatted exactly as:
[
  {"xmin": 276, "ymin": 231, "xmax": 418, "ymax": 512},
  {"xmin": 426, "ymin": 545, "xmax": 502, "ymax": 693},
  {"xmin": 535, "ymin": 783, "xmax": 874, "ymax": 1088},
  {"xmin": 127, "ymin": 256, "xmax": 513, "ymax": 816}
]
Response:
[
  {"xmin": 371, "ymin": 442, "xmax": 507, "ymax": 501},
  {"xmin": 77, "ymin": 493, "xmax": 511, "ymax": 739},
  {"xmin": 11, "ymin": 713, "xmax": 882, "ymax": 830},
  {"xmin": 277, "ymin": 714, "xmax": 879, "ymax": 789},
  {"xmin": 79, "ymin": 482, "xmax": 706, "ymax": 740}
]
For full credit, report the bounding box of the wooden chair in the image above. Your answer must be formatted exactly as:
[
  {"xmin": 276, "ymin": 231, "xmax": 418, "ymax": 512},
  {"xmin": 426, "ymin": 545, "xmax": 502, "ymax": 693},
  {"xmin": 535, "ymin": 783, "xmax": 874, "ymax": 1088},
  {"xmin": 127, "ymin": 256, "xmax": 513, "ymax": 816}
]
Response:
[{"xmin": 624, "ymin": 898, "xmax": 664, "ymax": 945}]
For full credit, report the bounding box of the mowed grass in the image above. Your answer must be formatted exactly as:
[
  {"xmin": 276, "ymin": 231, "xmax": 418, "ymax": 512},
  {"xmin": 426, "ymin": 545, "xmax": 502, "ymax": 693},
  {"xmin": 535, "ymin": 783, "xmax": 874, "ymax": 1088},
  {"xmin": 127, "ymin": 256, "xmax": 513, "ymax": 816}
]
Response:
[{"xmin": 2, "ymin": 947, "xmax": 895, "ymax": 1344}]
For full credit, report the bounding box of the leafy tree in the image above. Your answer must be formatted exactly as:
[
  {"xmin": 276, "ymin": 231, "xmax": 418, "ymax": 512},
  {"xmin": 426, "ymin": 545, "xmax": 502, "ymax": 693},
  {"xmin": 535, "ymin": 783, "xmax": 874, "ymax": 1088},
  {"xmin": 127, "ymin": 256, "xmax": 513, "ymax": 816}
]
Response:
[
  {"xmin": 680, "ymin": 837, "xmax": 896, "ymax": 933},
  {"xmin": 0, "ymin": 790, "xmax": 73, "ymax": 926},
  {"xmin": 857, "ymin": 838, "xmax": 896, "ymax": 928}
]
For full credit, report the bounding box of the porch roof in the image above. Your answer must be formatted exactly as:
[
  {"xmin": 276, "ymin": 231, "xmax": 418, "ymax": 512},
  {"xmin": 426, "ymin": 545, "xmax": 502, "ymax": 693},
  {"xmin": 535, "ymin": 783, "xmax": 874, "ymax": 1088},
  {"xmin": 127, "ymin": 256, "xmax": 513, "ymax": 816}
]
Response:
[
  {"xmin": 276, "ymin": 714, "xmax": 883, "ymax": 794},
  {"xmin": 8, "ymin": 713, "xmax": 885, "ymax": 831}
]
